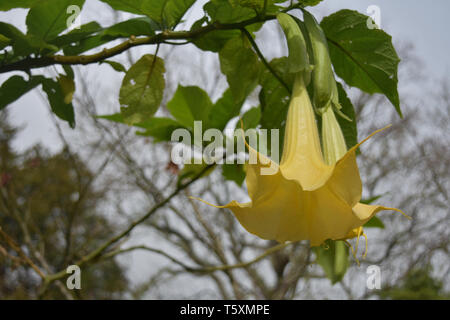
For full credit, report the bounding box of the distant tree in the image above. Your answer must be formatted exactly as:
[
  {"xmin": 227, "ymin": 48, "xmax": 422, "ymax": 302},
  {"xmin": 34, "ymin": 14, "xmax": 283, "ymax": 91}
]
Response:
[
  {"xmin": 0, "ymin": 112, "xmax": 128, "ymax": 299},
  {"xmin": 378, "ymin": 266, "xmax": 449, "ymax": 300}
]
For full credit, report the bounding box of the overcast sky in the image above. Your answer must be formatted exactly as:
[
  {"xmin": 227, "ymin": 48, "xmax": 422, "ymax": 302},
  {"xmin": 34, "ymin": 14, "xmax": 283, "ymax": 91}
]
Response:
[{"xmin": 0, "ymin": 0, "xmax": 449, "ymax": 153}]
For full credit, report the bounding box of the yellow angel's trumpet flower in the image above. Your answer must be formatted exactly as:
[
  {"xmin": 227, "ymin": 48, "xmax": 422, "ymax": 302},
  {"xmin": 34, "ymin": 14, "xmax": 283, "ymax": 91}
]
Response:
[{"xmin": 192, "ymin": 73, "xmax": 409, "ymax": 248}]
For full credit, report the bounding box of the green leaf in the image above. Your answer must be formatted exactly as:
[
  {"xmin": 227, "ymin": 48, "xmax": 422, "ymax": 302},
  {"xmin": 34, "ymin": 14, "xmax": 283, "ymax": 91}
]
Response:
[
  {"xmin": 259, "ymin": 57, "xmax": 294, "ymax": 151},
  {"xmin": 0, "ymin": 34, "xmax": 11, "ymax": 50},
  {"xmin": 98, "ymin": 113, "xmax": 184, "ymax": 142},
  {"xmin": 321, "ymin": 10, "xmax": 402, "ymax": 116},
  {"xmin": 238, "ymin": 106, "xmax": 261, "ymax": 130},
  {"xmin": 229, "ymin": 0, "xmax": 263, "ymax": 11},
  {"xmin": 277, "ymin": 13, "xmax": 310, "ymax": 73},
  {"xmin": 0, "ymin": 75, "xmax": 42, "ymax": 110},
  {"xmin": 208, "ymin": 89, "xmax": 243, "ymax": 131},
  {"xmin": 135, "ymin": 117, "xmax": 184, "ymax": 142},
  {"xmin": 42, "ymin": 78, "xmax": 76, "ymax": 128},
  {"xmin": 222, "ymin": 163, "xmax": 245, "ymax": 186},
  {"xmin": 100, "ymin": 60, "xmax": 127, "ymax": 73},
  {"xmin": 360, "ymin": 195, "xmax": 385, "ymax": 228},
  {"xmin": 50, "ymin": 21, "xmax": 102, "ymax": 48},
  {"xmin": 102, "ymin": 17, "xmax": 157, "ymax": 38},
  {"xmin": 26, "ymin": 0, "xmax": 86, "ymax": 42},
  {"xmin": 119, "ymin": 54, "xmax": 165, "ymax": 124},
  {"xmin": 314, "ymin": 240, "xmax": 349, "ymax": 284},
  {"xmin": 166, "ymin": 85, "xmax": 213, "ymax": 129},
  {"xmin": 0, "ymin": 22, "xmax": 35, "ymax": 56},
  {"xmin": 97, "ymin": 113, "xmax": 127, "ymax": 123},
  {"xmin": 98, "ymin": 0, "xmax": 149, "ymax": 16},
  {"xmin": 99, "ymin": 0, "xmax": 195, "ymax": 27},
  {"xmin": 0, "ymin": 0, "xmax": 40, "ymax": 11},
  {"xmin": 299, "ymin": 0, "xmax": 323, "ymax": 6},
  {"xmin": 229, "ymin": 0, "xmax": 282, "ymax": 14},
  {"xmin": 57, "ymin": 75, "xmax": 75, "ymax": 104},
  {"xmin": 191, "ymin": 18, "xmax": 240, "ymax": 52},
  {"xmin": 360, "ymin": 194, "xmax": 383, "ymax": 205},
  {"xmin": 193, "ymin": 29, "xmax": 240, "ymax": 52},
  {"xmin": 62, "ymin": 65, "xmax": 75, "ymax": 79},
  {"xmin": 162, "ymin": 0, "xmax": 196, "ymax": 27},
  {"xmin": 62, "ymin": 34, "xmax": 107, "ymax": 56},
  {"xmin": 335, "ymin": 82, "xmax": 357, "ymax": 149},
  {"xmin": 204, "ymin": 0, "xmax": 256, "ymax": 23},
  {"xmin": 258, "ymin": 59, "xmax": 293, "ymax": 157},
  {"xmin": 364, "ymin": 216, "xmax": 385, "ymax": 229},
  {"xmin": 219, "ymin": 36, "xmax": 262, "ymax": 103}
]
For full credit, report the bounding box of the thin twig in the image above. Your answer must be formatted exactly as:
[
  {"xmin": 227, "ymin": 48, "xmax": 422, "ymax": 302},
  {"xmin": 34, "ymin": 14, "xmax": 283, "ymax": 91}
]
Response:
[
  {"xmin": 44, "ymin": 163, "xmax": 217, "ymax": 284},
  {"xmin": 241, "ymin": 27, "xmax": 291, "ymax": 93},
  {"xmin": 0, "ymin": 226, "xmax": 46, "ymax": 279},
  {"xmin": 101, "ymin": 242, "xmax": 293, "ymax": 275}
]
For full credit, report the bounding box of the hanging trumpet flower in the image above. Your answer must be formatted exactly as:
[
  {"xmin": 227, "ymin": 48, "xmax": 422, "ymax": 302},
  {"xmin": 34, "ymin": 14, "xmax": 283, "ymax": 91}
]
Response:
[{"xmin": 191, "ymin": 12, "xmax": 409, "ymax": 256}]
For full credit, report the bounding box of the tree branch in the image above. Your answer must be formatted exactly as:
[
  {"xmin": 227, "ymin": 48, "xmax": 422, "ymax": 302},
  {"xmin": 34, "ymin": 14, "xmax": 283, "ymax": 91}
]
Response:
[
  {"xmin": 1, "ymin": 15, "xmax": 279, "ymax": 74},
  {"xmin": 101, "ymin": 242, "xmax": 293, "ymax": 275},
  {"xmin": 43, "ymin": 162, "xmax": 217, "ymax": 285}
]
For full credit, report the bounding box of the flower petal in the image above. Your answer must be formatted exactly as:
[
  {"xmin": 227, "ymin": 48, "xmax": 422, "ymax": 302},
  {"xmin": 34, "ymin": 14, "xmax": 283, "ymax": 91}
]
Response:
[{"xmin": 280, "ymin": 74, "xmax": 334, "ymax": 191}]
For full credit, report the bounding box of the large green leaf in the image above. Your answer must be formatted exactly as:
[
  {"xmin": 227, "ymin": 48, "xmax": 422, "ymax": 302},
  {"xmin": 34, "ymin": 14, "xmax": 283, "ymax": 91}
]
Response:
[
  {"xmin": 364, "ymin": 216, "xmax": 385, "ymax": 229},
  {"xmin": 259, "ymin": 57, "xmax": 294, "ymax": 152},
  {"xmin": 42, "ymin": 78, "xmax": 76, "ymax": 128},
  {"xmin": 50, "ymin": 21, "xmax": 102, "ymax": 48},
  {"xmin": 0, "ymin": 0, "xmax": 40, "ymax": 11},
  {"xmin": 0, "ymin": 22, "xmax": 36, "ymax": 56},
  {"xmin": 299, "ymin": 0, "xmax": 324, "ymax": 6},
  {"xmin": 119, "ymin": 54, "xmax": 165, "ymax": 124},
  {"xmin": 238, "ymin": 106, "xmax": 261, "ymax": 131},
  {"xmin": 222, "ymin": 163, "xmax": 245, "ymax": 186},
  {"xmin": 62, "ymin": 34, "xmax": 107, "ymax": 56},
  {"xmin": 99, "ymin": 113, "xmax": 184, "ymax": 142},
  {"xmin": 219, "ymin": 36, "xmax": 262, "ymax": 104},
  {"xmin": 193, "ymin": 29, "xmax": 240, "ymax": 52},
  {"xmin": 100, "ymin": 60, "xmax": 127, "ymax": 73},
  {"xmin": 166, "ymin": 85, "xmax": 213, "ymax": 129},
  {"xmin": 135, "ymin": 117, "xmax": 184, "ymax": 142},
  {"xmin": 208, "ymin": 89, "xmax": 242, "ymax": 131},
  {"xmin": 57, "ymin": 75, "xmax": 75, "ymax": 104},
  {"xmin": 314, "ymin": 240, "xmax": 349, "ymax": 284},
  {"xmin": 99, "ymin": 0, "xmax": 195, "ymax": 27},
  {"xmin": 26, "ymin": 0, "xmax": 86, "ymax": 42},
  {"xmin": 191, "ymin": 17, "xmax": 240, "ymax": 53},
  {"xmin": 102, "ymin": 17, "xmax": 157, "ymax": 38},
  {"xmin": 229, "ymin": 0, "xmax": 282, "ymax": 14},
  {"xmin": 0, "ymin": 75, "xmax": 42, "ymax": 110},
  {"xmin": 321, "ymin": 10, "xmax": 401, "ymax": 116},
  {"xmin": 98, "ymin": 0, "xmax": 150, "ymax": 16},
  {"xmin": 0, "ymin": 34, "xmax": 10, "ymax": 50},
  {"xmin": 360, "ymin": 195, "xmax": 385, "ymax": 229},
  {"xmin": 204, "ymin": 0, "xmax": 256, "ymax": 23},
  {"xmin": 162, "ymin": 0, "xmax": 196, "ymax": 27}
]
